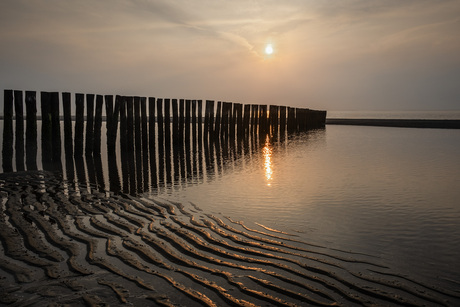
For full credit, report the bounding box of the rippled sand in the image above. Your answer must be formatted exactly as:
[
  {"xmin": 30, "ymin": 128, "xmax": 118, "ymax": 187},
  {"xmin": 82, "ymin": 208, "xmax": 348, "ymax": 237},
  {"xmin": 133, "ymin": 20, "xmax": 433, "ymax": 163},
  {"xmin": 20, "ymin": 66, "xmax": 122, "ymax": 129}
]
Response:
[{"xmin": 1, "ymin": 171, "xmax": 459, "ymax": 306}]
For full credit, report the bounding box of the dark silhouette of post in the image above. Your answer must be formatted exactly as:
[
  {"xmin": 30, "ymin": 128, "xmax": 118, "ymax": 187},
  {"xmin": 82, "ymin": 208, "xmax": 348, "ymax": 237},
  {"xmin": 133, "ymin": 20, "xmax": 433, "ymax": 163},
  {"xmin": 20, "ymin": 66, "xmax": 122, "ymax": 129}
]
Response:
[
  {"xmin": 93, "ymin": 94, "xmax": 103, "ymax": 155},
  {"xmin": 279, "ymin": 106, "xmax": 287, "ymax": 138},
  {"xmin": 62, "ymin": 92, "xmax": 73, "ymax": 156},
  {"xmin": 126, "ymin": 96, "xmax": 135, "ymax": 153},
  {"xmin": 179, "ymin": 99, "xmax": 185, "ymax": 142},
  {"xmin": 243, "ymin": 104, "xmax": 250, "ymax": 137},
  {"xmin": 85, "ymin": 94, "xmax": 95, "ymax": 155},
  {"xmin": 74, "ymin": 93, "xmax": 85, "ymax": 156},
  {"xmin": 197, "ymin": 100, "xmax": 203, "ymax": 145},
  {"xmin": 50, "ymin": 92, "xmax": 61, "ymax": 163},
  {"xmin": 41, "ymin": 92, "xmax": 52, "ymax": 165},
  {"xmin": 185, "ymin": 99, "xmax": 191, "ymax": 144},
  {"xmin": 2, "ymin": 90, "xmax": 14, "ymax": 172},
  {"xmin": 172, "ymin": 99, "xmax": 179, "ymax": 146},
  {"xmin": 214, "ymin": 101, "xmax": 222, "ymax": 139},
  {"xmin": 25, "ymin": 91, "xmax": 37, "ymax": 170},
  {"xmin": 14, "ymin": 90, "xmax": 25, "ymax": 171},
  {"xmin": 141, "ymin": 97, "xmax": 148, "ymax": 154}
]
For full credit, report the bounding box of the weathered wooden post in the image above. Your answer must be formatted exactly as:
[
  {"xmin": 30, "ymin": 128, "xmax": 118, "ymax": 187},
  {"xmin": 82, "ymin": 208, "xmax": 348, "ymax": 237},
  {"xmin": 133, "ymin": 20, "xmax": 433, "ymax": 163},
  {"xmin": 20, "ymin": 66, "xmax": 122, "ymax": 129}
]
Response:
[
  {"xmin": 259, "ymin": 105, "xmax": 268, "ymax": 135},
  {"xmin": 157, "ymin": 98, "xmax": 165, "ymax": 186},
  {"xmin": 148, "ymin": 97, "xmax": 157, "ymax": 188},
  {"xmin": 214, "ymin": 101, "xmax": 222, "ymax": 138},
  {"xmin": 236, "ymin": 103, "xmax": 243, "ymax": 140},
  {"xmin": 93, "ymin": 94, "xmax": 103, "ymax": 155},
  {"xmin": 209, "ymin": 100, "xmax": 215, "ymax": 137},
  {"xmin": 197, "ymin": 100, "xmax": 203, "ymax": 144},
  {"xmin": 134, "ymin": 96, "xmax": 143, "ymax": 187},
  {"xmin": 126, "ymin": 96, "xmax": 135, "ymax": 152},
  {"xmin": 106, "ymin": 95, "xmax": 120, "ymax": 155},
  {"xmin": 192, "ymin": 100, "xmax": 197, "ymax": 148},
  {"xmin": 2, "ymin": 90, "xmax": 14, "ymax": 172},
  {"xmin": 25, "ymin": 91, "xmax": 37, "ymax": 170},
  {"xmin": 74, "ymin": 93, "xmax": 85, "ymax": 156},
  {"xmin": 62, "ymin": 92, "xmax": 73, "ymax": 155},
  {"xmin": 40, "ymin": 92, "xmax": 52, "ymax": 164},
  {"xmin": 14, "ymin": 90, "xmax": 25, "ymax": 171},
  {"xmin": 134, "ymin": 96, "xmax": 142, "ymax": 153},
  {"xmin": 172, "ymin": 98, "xmax": 179, "ymax": 146},
  {"xmin": 204, "ymin": 100, "xmax": 210, "ymax": 136},
  {"xmin": 287, "ymin": 107, "xmax": 296, "ymax": 134},
  {"xmin": 119, "ymin": 97, "xmax": 128, "ymax": 156},
  {"xmin": 279, "ymin": 106, "xmax": 287, "ymax": 138},
  {"xmin": 243, "ymin": 104, "xmax": 250, "ymax": 137},
  {"xmin": 141, "ymin": 97, "xmax": 148, "ymax": 153},
  {"xmin": 50, "ymin": 92, "xmax": 61, "ymax": 163},
  {"xmin": 148, "ymin": 97, "xmax": 156, "ymax": 151},
  {"xmin": 185, "ymin": 99, "xmax": 191, "ymax": 144},
  {"xmin": 164, "ymin": 98, "xmax": 171, "ymax": 149},
  {"xmin": 157, "ymin": 98, "xmax": 164, "ymax": 149},
  {"xmin": 85, "ymin": 94, "xmax": 95, "ymax": 155},
  {"xmin": 179, "ymin": 99, "xmax": 185, "ymax": 142}
]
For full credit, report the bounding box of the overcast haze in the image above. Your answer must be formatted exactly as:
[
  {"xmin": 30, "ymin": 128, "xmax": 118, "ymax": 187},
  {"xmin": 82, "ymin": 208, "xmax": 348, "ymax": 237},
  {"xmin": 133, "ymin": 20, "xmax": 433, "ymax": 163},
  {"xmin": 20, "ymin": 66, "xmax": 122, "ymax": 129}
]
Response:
[{"xmin": 1, "ymin": 0, "xmax": 459, "ymax": 112}]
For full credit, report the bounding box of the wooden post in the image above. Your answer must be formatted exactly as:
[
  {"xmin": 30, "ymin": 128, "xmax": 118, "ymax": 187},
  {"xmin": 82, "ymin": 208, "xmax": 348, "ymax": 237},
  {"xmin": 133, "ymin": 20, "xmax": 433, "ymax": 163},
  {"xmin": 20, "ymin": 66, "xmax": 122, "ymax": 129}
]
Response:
[
  {"xmin": 192, "ymin": 100, "xmax": 197, "ymax": 147},
  {"xmin": 85, "ymin": 94, "xmax": 95, "ymax": 155},
  {"xmin": 279, "ymin": 106, "xmax": 287, "ymax": 137},
  {"xmin": 148, "ymin": 97, "xmax": 156, "ymax": 152},
  {"xmin": 149, "ymin": 97, "xmax": 156, "ymax": 187},
  {"xmin": 62, "ymin": 92, "xmax": 73, "ymax": 155},
  {"xmin": 243, "ymin": 104, "xmax": 250, "ymax": 137},
  {"xmin": 209, "ymin": 100, "xmax": 215, "ymax": 138},
  {"xmin": 93, "ymin": 94, "xmax": 103, "ymax": 155},
  {"xmin": 197, "ymin": 100, "xmax": 203, "ymax": 145},
  {"xmin": 172, "ymin": 98, "xmax": 179, "ymax": 146},
  {"xmin": 106, "ymin": 95, "xmax": 120, "ymax": 154},
  {"xmin": 134, "ymin": 96, "xmax": 142, "ymax": 153},
  {"xmin": 74, "ymin": 93, "xmax": 84, "ymax": 156},
  {"xmin": 40, "ymin": 92, "xmax": 52, "ymax": 164},
  {"xmin": 236, "ymin": 103, "xmax": 243, "ymax": 140},
  {"xmin": 14, "ymin": 90, "xmax": 25, "ymax": 171},
  {"xmin": 179, "ymin": 99, "xmax": 185, "ymax": 142},
  {"xmin": 287, "ymin": 107, "xmax": 296, "ymax": 134},
  {"xmin": 259, "ymin": 105, "xmax": 268, "ymax": 135},
  {"xmin": 229, "ymin": 103, "xmax": 236, "ymax": 139},
  {"xmin": 141, "ymin": 97, "xmax": 148, "ymax": 153},
  {"xmin": 157, "ymin": 98, "xmax": 164, "ymax": 149},
  {"xmin": 50, "ymin": 92, "xmax": 61, "ymax": 162},
  {"xmin": 25, "ymin": 91, "xmax": 37, "ymax": 170},
  {"xmin": 2, "ymin": 89, "xmax": 14, "ymax": 172},
  {"xmin": 164, "ymin": 98, "xmax": 171, "ymax": 149},
  {"xmin": 185, "ymin": 99, "xmax": 191, "ymax": 144},
  {"xmin": 126, "ymin": 96, "xmax": 135, "ymax": 152},
  {"xmin": 214, "ymin": 101, "xmax": 222, "ymax": 138},
  {"xmin": 204, "ymin": 100, "xmax": 210, "ymax": 136},
  {"xmin": 119, "ymin": 97, "xmax": 128, "ymax": 155}
]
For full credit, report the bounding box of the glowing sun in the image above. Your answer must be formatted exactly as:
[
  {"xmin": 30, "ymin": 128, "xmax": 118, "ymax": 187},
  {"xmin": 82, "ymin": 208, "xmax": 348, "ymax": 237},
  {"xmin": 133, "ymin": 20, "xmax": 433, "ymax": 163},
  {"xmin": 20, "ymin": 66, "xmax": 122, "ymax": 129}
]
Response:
[{"xmin": 264, "ymin": 44, "xmax": 273, "ymax": 55}]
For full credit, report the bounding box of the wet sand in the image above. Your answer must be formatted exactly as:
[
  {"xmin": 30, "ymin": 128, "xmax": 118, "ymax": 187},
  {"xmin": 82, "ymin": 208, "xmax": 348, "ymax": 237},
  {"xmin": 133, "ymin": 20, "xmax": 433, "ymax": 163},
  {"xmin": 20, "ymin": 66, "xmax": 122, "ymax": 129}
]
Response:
[
  {"xmin": 1, "ymin": 171, "xmax": 459, "ymax": 306},
  {"xmin": 326, "ymin": 118, "xmax": 460, "ymax": 129}
]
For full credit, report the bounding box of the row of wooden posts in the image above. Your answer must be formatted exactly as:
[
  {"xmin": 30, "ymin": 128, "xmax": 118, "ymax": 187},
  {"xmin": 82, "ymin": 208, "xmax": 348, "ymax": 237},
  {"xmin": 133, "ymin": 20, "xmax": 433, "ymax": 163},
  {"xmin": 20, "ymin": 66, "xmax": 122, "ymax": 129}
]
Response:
[{"xmin": 2, "ymin": 89, "xmax": 326, "ymax": 173}]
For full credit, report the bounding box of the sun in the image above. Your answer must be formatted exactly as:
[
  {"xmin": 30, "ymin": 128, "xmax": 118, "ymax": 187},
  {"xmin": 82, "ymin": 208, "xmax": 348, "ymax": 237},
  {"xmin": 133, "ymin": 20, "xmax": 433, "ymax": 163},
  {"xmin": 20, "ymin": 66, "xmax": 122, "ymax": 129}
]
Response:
[{"xmin": 264, "ymin": 44, "xmax": 273, "ymax": 55}]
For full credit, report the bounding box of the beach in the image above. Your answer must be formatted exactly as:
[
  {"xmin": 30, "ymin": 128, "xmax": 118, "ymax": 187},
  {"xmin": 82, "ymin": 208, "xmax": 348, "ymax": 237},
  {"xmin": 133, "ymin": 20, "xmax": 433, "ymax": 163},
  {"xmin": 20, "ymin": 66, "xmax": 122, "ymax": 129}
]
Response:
[{"xmin": 1, "ymin": 169, "xmax": 459, "ymax": 306}]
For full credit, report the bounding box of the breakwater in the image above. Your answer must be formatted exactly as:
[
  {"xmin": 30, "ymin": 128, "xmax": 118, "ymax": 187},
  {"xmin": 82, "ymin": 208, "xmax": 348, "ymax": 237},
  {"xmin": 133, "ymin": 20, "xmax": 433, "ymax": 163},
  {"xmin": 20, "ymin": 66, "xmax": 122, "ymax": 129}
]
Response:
[{"xmin": 2, "ymin": 89, "xmax": 326, "ymax": 175}]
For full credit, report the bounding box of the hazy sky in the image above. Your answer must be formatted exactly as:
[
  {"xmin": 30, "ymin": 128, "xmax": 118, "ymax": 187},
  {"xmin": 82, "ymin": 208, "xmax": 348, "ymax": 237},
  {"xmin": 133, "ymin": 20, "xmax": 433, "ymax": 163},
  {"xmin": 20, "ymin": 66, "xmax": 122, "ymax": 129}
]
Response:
[{"xmin": 1, "ymin": 0, "xmax": 459, "ymax": 111}]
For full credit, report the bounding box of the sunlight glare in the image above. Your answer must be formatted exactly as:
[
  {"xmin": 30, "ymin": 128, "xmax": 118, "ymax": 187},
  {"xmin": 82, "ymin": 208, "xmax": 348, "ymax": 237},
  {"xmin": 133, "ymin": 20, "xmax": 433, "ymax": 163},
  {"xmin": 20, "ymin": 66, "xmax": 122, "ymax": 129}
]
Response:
[
  {"xmin": 265, "ymin": 44, "xmax": 273, "ymax": 55},
  {"xmin": 263, "ymin": 135, "xmax": 273, "ymax": 186}
]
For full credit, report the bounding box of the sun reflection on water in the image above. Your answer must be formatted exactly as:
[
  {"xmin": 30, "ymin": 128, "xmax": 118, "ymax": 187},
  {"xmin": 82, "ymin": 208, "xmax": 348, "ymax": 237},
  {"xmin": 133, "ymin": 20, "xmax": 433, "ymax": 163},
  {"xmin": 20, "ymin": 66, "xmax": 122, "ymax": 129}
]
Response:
[{"xmin": 263, "ymin": 135, "xmax": 273, "ymax": 186}]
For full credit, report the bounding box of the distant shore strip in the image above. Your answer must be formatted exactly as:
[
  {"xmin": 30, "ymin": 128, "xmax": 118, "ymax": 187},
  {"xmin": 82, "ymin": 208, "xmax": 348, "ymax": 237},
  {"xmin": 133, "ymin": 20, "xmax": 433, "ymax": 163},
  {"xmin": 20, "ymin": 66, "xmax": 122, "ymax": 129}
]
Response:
[{"xmin": 326, "ymin": 118, "xmax": 460, "ymax": 129}]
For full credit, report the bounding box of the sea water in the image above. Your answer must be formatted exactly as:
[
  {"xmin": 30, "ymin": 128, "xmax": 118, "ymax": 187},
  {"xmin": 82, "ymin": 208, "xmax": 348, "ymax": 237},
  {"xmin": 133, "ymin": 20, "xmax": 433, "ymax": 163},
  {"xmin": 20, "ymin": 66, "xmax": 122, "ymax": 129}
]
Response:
[{"xmin": 152, "ymin": 124, "xmax": 460, "ymax": 289}]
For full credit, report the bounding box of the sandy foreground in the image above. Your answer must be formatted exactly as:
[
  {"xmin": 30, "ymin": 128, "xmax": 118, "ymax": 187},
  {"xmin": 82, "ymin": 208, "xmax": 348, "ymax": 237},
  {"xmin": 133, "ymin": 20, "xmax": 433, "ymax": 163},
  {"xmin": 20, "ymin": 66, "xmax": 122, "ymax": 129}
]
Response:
[{"xmin": 1, "ymin": 170, "xmax": 459, "ymax": 306}]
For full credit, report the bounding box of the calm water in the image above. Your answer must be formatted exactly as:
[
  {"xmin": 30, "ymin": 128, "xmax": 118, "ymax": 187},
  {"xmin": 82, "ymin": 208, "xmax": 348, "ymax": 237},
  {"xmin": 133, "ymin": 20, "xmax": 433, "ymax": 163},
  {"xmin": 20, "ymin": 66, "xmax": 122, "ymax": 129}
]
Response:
[
  {"xmin": 149, "ymin": 125, "xmax": 460, "ymax": 289},
  {"xmin": 2, "ymin": 117, "xmax": 460, "ymax": 293}
]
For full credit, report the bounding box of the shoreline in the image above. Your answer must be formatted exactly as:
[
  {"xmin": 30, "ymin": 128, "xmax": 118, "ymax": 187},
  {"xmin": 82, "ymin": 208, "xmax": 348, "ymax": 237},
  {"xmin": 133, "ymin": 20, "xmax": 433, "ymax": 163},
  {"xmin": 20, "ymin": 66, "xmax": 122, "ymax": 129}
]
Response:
[{"xmin": 326, "ymin": 118, "xmax": 460, "ymax": 129}]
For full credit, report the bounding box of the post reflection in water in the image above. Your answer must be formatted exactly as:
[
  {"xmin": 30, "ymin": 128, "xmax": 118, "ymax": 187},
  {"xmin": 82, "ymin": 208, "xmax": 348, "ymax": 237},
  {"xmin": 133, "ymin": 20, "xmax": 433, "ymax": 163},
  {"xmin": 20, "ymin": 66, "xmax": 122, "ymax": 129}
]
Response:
[
  {"xmin": 263, "ymin": 135, "xmax": 273, "ymax": 186},
  {"xmin": 56, "ymin": 121, "xmax": 297, "ymax": 197}
]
